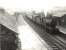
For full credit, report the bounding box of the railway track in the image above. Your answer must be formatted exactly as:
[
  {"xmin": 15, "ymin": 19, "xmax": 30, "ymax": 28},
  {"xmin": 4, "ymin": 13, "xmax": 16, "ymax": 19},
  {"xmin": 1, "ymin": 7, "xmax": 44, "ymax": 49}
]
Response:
[
  {"xmin": 43, "ymin": 32, "xmax": 66, "ymax": 50},
  {"xmin": 24, "ymin": 16, "xmax": 66, "ymax": 50}
]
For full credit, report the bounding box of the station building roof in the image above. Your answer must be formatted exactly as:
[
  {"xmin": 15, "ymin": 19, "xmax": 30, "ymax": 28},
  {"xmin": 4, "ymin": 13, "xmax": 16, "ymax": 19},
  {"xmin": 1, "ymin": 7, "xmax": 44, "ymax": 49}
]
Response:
[
  {"xmin": 0, "ymin": 14, "xmax": 17, "ymax": 33},
  {"xmin": 47, "ymin": 7, "xmax": 66, "ymax": 17}
]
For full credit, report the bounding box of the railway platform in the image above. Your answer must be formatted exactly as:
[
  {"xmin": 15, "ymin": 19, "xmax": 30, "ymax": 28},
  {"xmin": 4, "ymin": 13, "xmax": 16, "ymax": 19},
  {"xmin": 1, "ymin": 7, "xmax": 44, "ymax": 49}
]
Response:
[{"xmin": 17, "ymin": 16, "xmax": 52, "ymax": 50}]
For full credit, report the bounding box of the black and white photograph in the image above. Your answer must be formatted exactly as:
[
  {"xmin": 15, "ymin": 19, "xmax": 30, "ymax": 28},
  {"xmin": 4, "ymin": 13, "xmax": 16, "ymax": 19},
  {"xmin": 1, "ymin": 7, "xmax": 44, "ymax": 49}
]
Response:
[{"xmin": 0, "ymin": 0, "xmax": 66, "ymax": 50}]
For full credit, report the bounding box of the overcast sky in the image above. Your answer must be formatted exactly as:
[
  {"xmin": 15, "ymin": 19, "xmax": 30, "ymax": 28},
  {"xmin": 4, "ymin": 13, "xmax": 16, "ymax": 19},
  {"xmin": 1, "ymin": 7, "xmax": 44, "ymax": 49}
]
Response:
[{"xmin": 0, "ymin": 0, "xmax": 66, "ymax": 14}]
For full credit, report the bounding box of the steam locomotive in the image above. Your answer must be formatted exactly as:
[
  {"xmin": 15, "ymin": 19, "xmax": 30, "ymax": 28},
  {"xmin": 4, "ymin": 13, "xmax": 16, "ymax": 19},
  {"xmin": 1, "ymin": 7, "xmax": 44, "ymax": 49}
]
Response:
[
  {"xmin": 26, "ymin": 12, "xmax": 66, "ymax": 34},
  {"xmin": 25, "ymin": 12, "xmax": 59, "ymax": 34}
]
